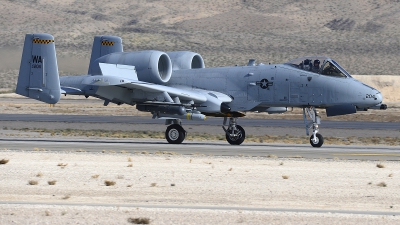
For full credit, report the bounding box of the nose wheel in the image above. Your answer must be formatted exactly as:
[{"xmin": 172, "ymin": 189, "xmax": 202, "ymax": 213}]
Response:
[
  {"xmin": 303, "ymin": 106, "xmax": 324, "ymax": 147},
  {"xmin": 310, "ymin": 133, "xmax": 323, "ymax": 147}
]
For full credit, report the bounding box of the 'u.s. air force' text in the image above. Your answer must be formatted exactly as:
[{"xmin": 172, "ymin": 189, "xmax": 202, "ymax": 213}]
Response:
[{"xmin": 32, "ymin": 55, "xmax": 42, "ymax": 68}]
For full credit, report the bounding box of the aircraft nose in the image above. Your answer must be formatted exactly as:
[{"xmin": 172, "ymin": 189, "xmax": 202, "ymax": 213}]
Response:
[{"xmin": 375, "ymin": 91, "xmax": 382, "ymax": 104}]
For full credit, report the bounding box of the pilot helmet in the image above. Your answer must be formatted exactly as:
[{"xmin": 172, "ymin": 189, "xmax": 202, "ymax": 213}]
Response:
[{"xmin": 314, "ymin": 59, "xmax": 320, "ymax": 67}]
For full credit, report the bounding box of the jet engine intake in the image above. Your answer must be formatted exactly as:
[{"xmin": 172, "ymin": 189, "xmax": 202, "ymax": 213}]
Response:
[
  {"xmin": 93, "ymin": 50, "xmax": 172, "ymax": 84},
  {"xmin": 136, "ymin": 104, "xmax": 186, "ymax": 115},
  {"xmin": 167, "ymin": 51, "xmax": 205, "ymax": 70}
]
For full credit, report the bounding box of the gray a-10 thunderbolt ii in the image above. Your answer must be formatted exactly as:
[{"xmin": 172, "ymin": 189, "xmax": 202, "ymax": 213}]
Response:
[{"xmin": 16, "ymin": 33, "xmax": 387, "ymax": 147}]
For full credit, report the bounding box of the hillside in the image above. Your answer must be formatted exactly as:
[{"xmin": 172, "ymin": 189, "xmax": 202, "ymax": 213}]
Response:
[{"xmin": 1, "ymin": 0, "xmax": 400, "ymax": 91}]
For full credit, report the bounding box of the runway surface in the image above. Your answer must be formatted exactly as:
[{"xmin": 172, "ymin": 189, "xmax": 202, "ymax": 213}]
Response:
[
  {"xmin": 2, "ymin": 201, "xmax": 399, "ymax": 216},
  {"xmin": 1, "ymin": 138, "xmax": 399, "ymax": 160},
  {"xmin": 1, "ymin": 113, "xmax": 399, "ymax": 130}
]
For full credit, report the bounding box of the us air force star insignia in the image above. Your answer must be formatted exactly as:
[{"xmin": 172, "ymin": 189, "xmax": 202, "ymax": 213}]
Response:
[{"xmin": 256, "ymin": 78, "xmax": 273, "ymax": 89}]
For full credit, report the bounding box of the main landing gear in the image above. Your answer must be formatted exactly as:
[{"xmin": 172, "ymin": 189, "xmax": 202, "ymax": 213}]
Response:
[
  {"xmin": 164, "ymin": 117, "xmax": 247, "ymax": 145},
  {"xmin": 303, "ymin": 106, "xmax": 324, "ymax": 147},
  {"xmin": 222, "ymin": 117, "xmax": 245, "ymax": 145},
  {"xmin": 165, "ymin": 119, "xmax": 186, "ymax": 144}
]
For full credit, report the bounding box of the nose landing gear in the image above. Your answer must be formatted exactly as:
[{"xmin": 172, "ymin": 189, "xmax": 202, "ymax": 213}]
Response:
[{"xmin": 303, "ymin": 107, "xmax": 324, "ymax": 147}]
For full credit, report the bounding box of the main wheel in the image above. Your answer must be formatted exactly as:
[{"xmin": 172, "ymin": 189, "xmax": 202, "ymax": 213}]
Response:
[
  {"xmin": 165, "ymin": 124, "xmax": 185, "ymax": 144},
  {"xmin": 310, "ymin": 133, "xmax": 323, "ymax": 147},
  {"xmin": 225, "ymin": 125, "xmax": 245, "ymax": 145}
]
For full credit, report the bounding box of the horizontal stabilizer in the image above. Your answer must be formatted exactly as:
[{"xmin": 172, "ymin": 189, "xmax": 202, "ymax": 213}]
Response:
[
  {"xmin": 326, "ymin": 104, "xmax": 356, "ymax": 117},
  {"xmin": 99, "ymin": 63, "xmax": 138, "ymax": 80},
  {"xmin": 60, "ymin": 86, "xmax": 83, "ymax": 95}
]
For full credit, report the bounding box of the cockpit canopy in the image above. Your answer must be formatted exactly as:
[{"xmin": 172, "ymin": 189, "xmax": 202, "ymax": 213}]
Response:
[{"xmin": 285, "ymin": 56, "xmax": 352, "ymax": 78}]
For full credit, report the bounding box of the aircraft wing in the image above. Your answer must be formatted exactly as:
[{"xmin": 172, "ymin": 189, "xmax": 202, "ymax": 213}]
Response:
[
  {"xmin": 80, "ymin": 75, "xmax": 208, "ymax": 103},
  {"xmin": 77, "ymin": 63, "xmax": 207, "ymax": 103}
]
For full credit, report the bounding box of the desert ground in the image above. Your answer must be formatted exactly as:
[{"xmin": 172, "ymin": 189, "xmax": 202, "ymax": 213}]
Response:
[{"xmin": 0, "ymin": 149, "xmax": 400, "ymax": 224}]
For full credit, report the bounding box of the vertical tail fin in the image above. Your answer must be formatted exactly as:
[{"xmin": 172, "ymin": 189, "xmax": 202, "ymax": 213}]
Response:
[
  {"xmin": 16, "ymin": 33, "xmax": 61, "ymax": 104},
  {"xmin": 87, "ymin": 35, "xmax": 122, "ymax": 75}
]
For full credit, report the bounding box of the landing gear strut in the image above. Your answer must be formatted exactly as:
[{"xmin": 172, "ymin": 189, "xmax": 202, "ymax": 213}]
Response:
[
  {"xmin": 223, "ymin": 117, "xmax": 245, "ymax": 145},
  {"xmin": 303, "ymin": 106, "xmax": 324, "ymax": 147},
  {"xmin": 165, "ymin": 119, "xmax": 186, "ymax": 144}
]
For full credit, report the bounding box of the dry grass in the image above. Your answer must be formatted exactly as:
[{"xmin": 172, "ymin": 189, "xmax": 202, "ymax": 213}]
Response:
[
  {"xmin": 36, "ymin": 172, "xmax": 43, "ymax": 177},
  {"xmin": 11, "ymin": 127, "xmax": 400, "ymax": 146},
  {"xmin": 62, "ymin": 195, "xmax": 71, "ymax": 200},
  {"xmin": 105, "ymin": 180, "xmax": 116, "ymax": 186},
  {"xmin": 127, "ymin": 163, "xmax": 133, "ymax": 167},
  {"xmin": 150, "ymin": 183, "xmax": 157, "ymax": 187},
  {"xmin": 57, "ymin": 163, "xmax": 68, "ymax": 168},
  {"xmin": 48, "ymin": 180, "xmax": 57, "ymax": 185},
  {"xmin": 91, "ymin": 174, "xmax": 100, "ymax": 179},
  {"xmin": 128, "ymin": 157, "xmax": 132, "ymax": 162},
  {"xmin": 128, "ymin": 217, "xmax": 150, "ymax": 224},
  {"xmin": 377, "ymin": 182, "xmax": 387, "ymax": 187},
  {"xmin": 0, "ymin": 158, "xmax": 9, "ymax": 164},
  {"xmin": 389, "ymin": 173, "xmax": 393, "ymax": 177},
  {"xmin": 376, "ymin": 163, "xmax": 385, "ymax": 168},
  {"xmin": 28, "ymin": 180, "xmax": 38, "ymax": 185},
  {"xmin": 282, "ymin": 175, "xmax": 289, "ymax": 179}
]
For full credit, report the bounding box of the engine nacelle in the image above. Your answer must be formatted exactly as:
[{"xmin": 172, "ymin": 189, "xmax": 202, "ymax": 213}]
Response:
[
  {"xmin": 92, "ymin": 50, "xmax": 172, "ymax": 84},
  {"xmin": 167, "ymin": 51, "xmax": 205, "ymax": 70}
]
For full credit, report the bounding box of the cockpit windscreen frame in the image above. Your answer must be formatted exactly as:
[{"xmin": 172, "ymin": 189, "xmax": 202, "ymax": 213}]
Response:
[{"xmin": 285, "ymin": 56, "xmax": 352, "ymax": 78}]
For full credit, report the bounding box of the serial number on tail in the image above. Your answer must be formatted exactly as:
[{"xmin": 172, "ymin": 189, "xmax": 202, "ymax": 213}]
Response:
[{"xmin": 32, "ymin": 64, "xmax": 42, "ymax": 68}]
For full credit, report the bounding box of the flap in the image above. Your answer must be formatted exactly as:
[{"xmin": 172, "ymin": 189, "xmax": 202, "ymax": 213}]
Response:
[
  {"xmin": 121, "ymin": 82, "xmax": 207, "ymax": 103},
  {"xmin": 81, "ymin": 75, "xmax": 131, "ymax": 86}
]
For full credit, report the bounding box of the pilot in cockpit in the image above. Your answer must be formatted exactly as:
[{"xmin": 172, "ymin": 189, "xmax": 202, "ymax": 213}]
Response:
[
  {"xmin": 300, "ymin": 59, "xmax": 311, "ymax": 70},
  {"xmin": 311, "ymin": 59, "xmax": 320, "ymax": 73}
]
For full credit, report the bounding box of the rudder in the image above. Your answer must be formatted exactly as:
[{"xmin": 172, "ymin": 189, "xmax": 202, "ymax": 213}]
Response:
[{"xmin": 16, "ymin": 33, "xmax": 61, "ymax": 104}]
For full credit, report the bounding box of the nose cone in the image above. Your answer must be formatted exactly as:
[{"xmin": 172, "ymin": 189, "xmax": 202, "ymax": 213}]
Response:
[{"xmin": 375, "ymin": 91, "xmax": 383, "ymax": 104}]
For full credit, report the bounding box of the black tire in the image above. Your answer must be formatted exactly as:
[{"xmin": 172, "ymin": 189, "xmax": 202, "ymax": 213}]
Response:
[
  {"xmin": 165, "ymin": 124, "xmax": 185, "ymax": 144},
  {"xmin": 310, "ymin": 133, "xmax": 324, "ymax": 147},
  {"xmin": 225, "ymin": 125, "xmax": 245, "ymax": 145}
]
